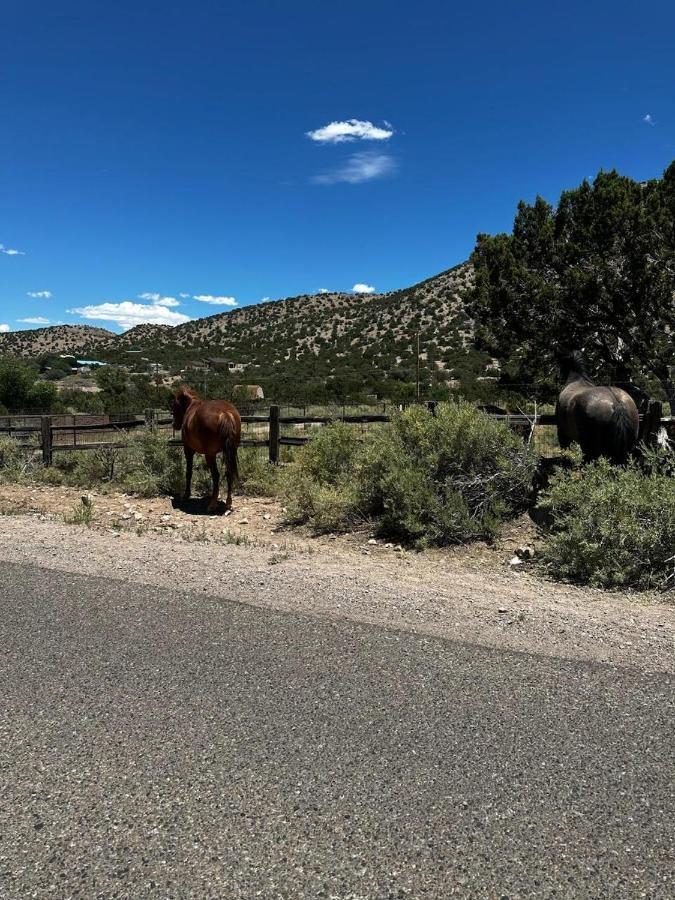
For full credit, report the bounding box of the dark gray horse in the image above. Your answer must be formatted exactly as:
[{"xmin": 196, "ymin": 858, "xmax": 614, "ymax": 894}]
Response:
[{"xmin": 556, "ymin": 352, "xmax": 639, "ymax": 463}]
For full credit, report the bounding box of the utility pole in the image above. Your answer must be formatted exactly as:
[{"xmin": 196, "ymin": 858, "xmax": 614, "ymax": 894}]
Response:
[{"xmin": 416, "ymin": 332, "xmax": 421, "ymax": 401}]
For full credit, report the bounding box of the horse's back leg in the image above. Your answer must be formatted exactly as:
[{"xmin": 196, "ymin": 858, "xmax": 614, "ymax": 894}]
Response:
[
  {"xmin": 205, "ymin": 453, "xmax": 220, "ymax": 512},
  {"xmin": 223, "ymin": 451, "xmax": 234, "ymax": 510},
  {"xmin": 183, "ymin": 446, "xmax": 195, "ymax": 502}
]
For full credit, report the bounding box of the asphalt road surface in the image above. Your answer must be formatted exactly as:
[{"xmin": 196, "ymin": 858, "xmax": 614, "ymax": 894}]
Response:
[{"xmin": 1, "ymin": 561, "xmax": 673, "ymax": 899}]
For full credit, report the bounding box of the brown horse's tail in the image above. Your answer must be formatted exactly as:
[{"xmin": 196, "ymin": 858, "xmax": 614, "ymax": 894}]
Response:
[{"xmin": 220, "ymin": 413, "xmax": 239, "ymax": 485}]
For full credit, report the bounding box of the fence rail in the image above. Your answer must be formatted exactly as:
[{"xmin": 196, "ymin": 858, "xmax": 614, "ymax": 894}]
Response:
[{"xmin": 0, "ymin": 403, "xmax": 670, "ymax": 467}]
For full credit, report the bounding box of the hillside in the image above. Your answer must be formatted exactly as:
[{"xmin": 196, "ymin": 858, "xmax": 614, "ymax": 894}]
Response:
[
  {"xmin": 0, "ymin": 262, "xmax": 488, "ymax": 395},
  {"xmin": 0, "ymin": 324, "xmax": 115, "ymax": 357}
]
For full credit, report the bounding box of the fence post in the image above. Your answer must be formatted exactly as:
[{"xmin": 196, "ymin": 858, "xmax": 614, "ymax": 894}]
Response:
[
  {"xmin": 144, "ymin": 408, "xmax": 157, "ymax": 432},
  {"xmin": 640, "ymin": 399, "xmax": 663, "ymax": 447},
  {"xmin": 41, "ymin": 416, "xmax": 53, "ymax": 467},
  {"xmin": 268, "ymin": 404, "xmax": 280, "ymax": 464}
]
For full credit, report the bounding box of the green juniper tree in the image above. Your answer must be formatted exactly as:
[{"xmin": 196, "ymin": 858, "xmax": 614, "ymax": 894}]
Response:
[{"xmin": 469, "ymin": 162, "xmax": 675, "ymax": 411}]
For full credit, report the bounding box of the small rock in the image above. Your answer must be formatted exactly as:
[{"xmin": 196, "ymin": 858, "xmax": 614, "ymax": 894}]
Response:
[
  {"xmin": 133, "ymin": 512, "xmax": 144, "ymax": 521},
  {"xmin": 367, "ymin": 538, "xmax": 378, "ymax": 546},
  {"xmin": 498, "ymin": 607, "xmax": 508, "ymax": 614},
  {"xmin": 239, "ymin": 518, "xmax": 249, "ymax": 525},
  {"xmin": 385, "ymin": 542, "xmax": 394, "ymax": 549},
  {"xmin": 81, "ymin": 494, "xmax": 93, "ymax": 507},
  {"xmin": 516, "ymin": 546, "xmax": 535, "ymax": 560},
  {"xmin": 509, "ymin": 555, "xmax": 523, "ymax": 566},
  {"xmin": 121, "ymin": 513, "xmax": 132, "ymax": 520},
  {"xmin": 262, "ymin": 513, "xmax": 271, "ymax": 520}
]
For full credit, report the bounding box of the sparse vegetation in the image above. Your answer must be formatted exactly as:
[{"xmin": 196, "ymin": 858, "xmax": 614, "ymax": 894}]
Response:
[
  {"xmin": 538, "ymin": 449, "xmax": 675, "ymax": 590},
  {"xmin": 283, "ymin": 402, "xmax": 537, "ymax": 547},
  {"xmin": 64, "ymin": 497, "xmax": 95, "ymax": 527}
]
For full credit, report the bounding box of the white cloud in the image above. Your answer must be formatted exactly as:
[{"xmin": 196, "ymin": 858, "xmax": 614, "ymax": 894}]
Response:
[
  {"xmin": 0, "ymin": 243, "xmax": 25, "ymax": 256},
  {"xmin": 317, "ymin": 288, "xmax": 331, "ymax": 294},
  {"xmin": 307, "ymin": 119, "xmax": 394, "ymax": 143},
  {"xmin": 0, "ymin": 323, "xmax": 9, "ymax": 332},
  {"xmin": 643, "ymin": 113, "xmax": 655, "ymax": 126},
  {"xmin": 193, "ymin": 294, "xmax": 238, "ymax": 306},
  {"xmin": 69, "ymin": 300, "xmax": 191, "ymax": 330},
  {"xmin": 27, "ymin": 290, "xmax": 52, "ymax": 299},
  {"xmin": 18, "ymin": 317, "xmax": 50, "ymax": 325},
  {"xmin": 138, "ymin": 292, "xmax": 180, "ymax": 307},
  {"xmin": 312, "ymin": 151, "xmax": 397, "ymax": 185},
  {"xmin": 259, "ymin": 296, "xmax": 271, "ymax": 303},
  {"xmin": 179, "ymin": 292, "xmax": 190, "ymax": 298},
  {"xmin": 352, "ymin": 283, "xmax": 376, "ymax": 295}
]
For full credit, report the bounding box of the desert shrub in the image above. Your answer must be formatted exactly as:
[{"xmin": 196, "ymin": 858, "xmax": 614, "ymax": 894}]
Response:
[
  {"xmin": 282, "ymin": 423, "xmax": 364, "ymax": 530},
  {"xmin": 283, "ymin": 403, "xmax": 537, "ymax": 545},
  {"xmin": 0, "ymin": 436, "xmax": 41, "ymax": 482},
  {"xmin": 537, "ymin": 450, "xmax": 675, "ymax": 590},
  {"xmin": 0, "ymin": 436, "xmax": 27, "ymax": 481},
  {"xmin": 238, "ymin": 447, "xmax": 282, "ymax": 497},
  {"xmin": 117, "ymin": 431, "xmax": 186, "ymax": 497}
]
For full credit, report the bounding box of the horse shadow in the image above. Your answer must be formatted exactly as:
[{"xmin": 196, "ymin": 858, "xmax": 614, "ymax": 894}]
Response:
[{"xmin": 171, "ymin": 497, "xmax": 229, "ymax": 517}]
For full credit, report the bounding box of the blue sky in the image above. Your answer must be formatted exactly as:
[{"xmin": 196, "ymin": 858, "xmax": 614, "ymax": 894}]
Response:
[{"xmin": 1, "ymin": 0, "xmax": 674, "ymax": 333}]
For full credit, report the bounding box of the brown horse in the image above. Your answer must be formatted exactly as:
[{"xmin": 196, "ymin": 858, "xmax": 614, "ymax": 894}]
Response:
[
  {"xmin": 556, "ymin": 352, "xmax": 639, "ymax": 464},
  {"xmin": 170, "ymin": 385, "xmax": 241, "ymax": 512}
]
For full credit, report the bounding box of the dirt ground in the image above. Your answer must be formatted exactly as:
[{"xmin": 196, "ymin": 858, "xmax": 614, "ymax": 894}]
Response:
[{"xmin": 1, "ymin": 483, "xmax": 673, "ymax": 674}]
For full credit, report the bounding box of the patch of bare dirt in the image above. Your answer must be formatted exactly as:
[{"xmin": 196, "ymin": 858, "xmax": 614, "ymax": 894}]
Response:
[{"xmin": 1, "ymin": 483, "xmax": 673, "ymax": 674}]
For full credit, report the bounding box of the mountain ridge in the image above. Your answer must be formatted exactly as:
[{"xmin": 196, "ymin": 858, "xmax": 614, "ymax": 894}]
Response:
[{"xmin": 0, "ymin": 262, "xmax": 480, "ymax": 390}]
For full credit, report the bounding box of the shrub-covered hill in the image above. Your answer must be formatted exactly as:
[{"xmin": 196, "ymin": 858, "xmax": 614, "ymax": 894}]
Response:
[
  {"xmin": 0, "ymin": 324, "xmax": 114, "ymax": 357},
  {"xmin": 0, "ymin": 262, "xmax": 490, "ymax": 396}
]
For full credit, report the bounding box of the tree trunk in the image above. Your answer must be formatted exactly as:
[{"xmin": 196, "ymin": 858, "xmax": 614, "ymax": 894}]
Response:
[{"xmin": 664, "ymin": 380, "xmax": 675, "ymax": 417}]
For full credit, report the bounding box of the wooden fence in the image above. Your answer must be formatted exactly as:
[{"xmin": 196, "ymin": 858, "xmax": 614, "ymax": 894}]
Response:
[{"xmin": 0, "ymin": 401, "xmax": 667, "ymax": 467}]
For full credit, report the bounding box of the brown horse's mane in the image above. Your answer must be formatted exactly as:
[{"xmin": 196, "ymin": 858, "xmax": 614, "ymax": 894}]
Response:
[{"xmin": 173, "ymin": 384, "xmax": 201, "ymax": 403}]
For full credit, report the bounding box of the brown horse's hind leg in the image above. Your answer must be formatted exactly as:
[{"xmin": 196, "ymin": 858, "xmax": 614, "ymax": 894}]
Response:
[
  {"xmin": 183, "ymin": 446, "xmax": 195, "ymax": 502},
  {"xmin": 205, "ymin": 453, "xmax": 220, "ymax": 512}
]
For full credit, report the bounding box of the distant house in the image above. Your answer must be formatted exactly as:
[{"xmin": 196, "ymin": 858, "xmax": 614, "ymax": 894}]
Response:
[
  {"xmin": 233, "ymin": 384, "xmax": 264, "ymax": 401},
  {"xmin": 206, "ymin": 358, "xmax": 246, "ymax": 373}
]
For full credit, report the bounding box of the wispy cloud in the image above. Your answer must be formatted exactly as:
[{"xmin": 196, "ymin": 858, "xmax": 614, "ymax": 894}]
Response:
[
  {"xmin": 312, "ymin": 151, "xmax": 397, "ymax": 185},
  {"xmin": 0, "ymin": 324, "xmax": 9, "ymax": 332},
  {"xmin": 179, "ymin": 292, "xmax": 190, "ymax": 298},
  {"xmin": 27, "ymin": 290, "xmax": 52, "ymax": 299},
  {"xmin": 643, "ymin": 113, "xmax": 655, "ymax": 126},
  {"xmin": 70, "ymin": 300, "xmax": 191, "ymax": 331},
  {"xmin": 352, "ymin": 283, "xmax": 376, "ymax": 295},
  {"xmin": 18, "ymin": 316, "xmax": 50, "ymax": 325},
  {"xmin": 307, "ymin": 119, "xmax": 394, "ymax": 144},
  {"xmin": 0, "ymin": 243, "xmax": 25, "ymax": 256},
  {"xmin": 138, "ymin": 292, "xmax": 180, "ymax": 307},
  {"xmin": 317, "ymin": 288, "xmax": 331, "ymax": 294},
  {"xmin": 193, "ymin": 294, "xmax": 238, "ymax": 306}
]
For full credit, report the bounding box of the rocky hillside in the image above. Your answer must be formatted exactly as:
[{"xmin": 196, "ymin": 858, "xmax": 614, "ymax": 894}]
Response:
[
  {"xmin": 0, "ymin": 324, "xmax": 114, "ymax": 357},
  {"xmin": 0, "ymin": 262, "xmax": 484, "ymax": 390}
]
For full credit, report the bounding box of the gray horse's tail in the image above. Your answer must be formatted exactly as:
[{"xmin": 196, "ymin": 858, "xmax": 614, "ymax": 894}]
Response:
[{"xmin": 608, "ymin": 403, "xmax": 637, "ymax": 464}]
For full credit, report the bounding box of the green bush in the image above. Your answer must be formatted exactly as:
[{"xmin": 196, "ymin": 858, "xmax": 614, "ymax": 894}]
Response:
[
  {"xmin": 50, "ymin": 432, "xmax": 264, "ymax": 499},
  {"xmin": 238, "ymin": 447, "xmax": 282, "ymax": 497},
  {"xmin": 537, "ymin": 450, "xmax": 675, "ymax": 590},
  {"xmin": 283, "ymin": 402, "xmax": 537, "ymax": 545},
  {"xmin": 0, "ymin": 436, "xmax": 41, "ymax": 482}
]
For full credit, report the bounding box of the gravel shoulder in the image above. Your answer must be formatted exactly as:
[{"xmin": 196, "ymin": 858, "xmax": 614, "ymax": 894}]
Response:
[{"xmin": 1, "ymin": 484, "xmax": 674, "ymax": 674}]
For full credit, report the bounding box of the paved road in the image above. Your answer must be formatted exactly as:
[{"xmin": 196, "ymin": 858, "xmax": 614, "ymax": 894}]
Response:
[{"xmin": 1, "ymin": 561, "xmax": 673, "ymax": 898}]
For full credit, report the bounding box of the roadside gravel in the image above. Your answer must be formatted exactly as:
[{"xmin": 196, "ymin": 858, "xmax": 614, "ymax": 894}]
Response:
[{"xmin": 1, "ymin": 485, "xmax": 673, "ymax": 673}]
